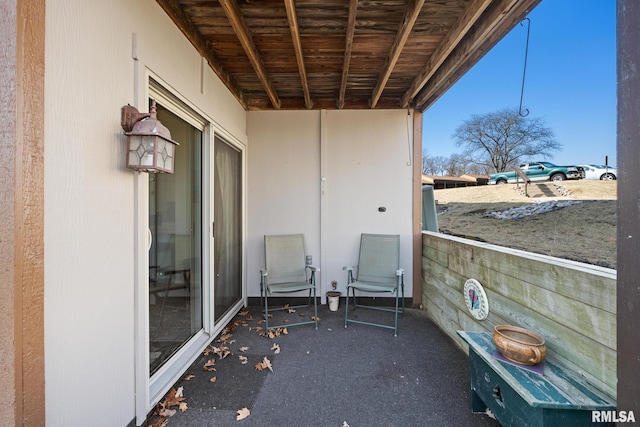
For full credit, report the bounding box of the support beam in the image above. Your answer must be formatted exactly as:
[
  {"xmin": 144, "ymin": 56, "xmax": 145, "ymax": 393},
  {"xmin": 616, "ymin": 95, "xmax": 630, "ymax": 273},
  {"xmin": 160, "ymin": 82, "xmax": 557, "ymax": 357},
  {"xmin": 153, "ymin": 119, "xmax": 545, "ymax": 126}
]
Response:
[
  {"xmin": 284, "ymin": 0, "xmax": 312, "ymax": 109},
  {"xmin": 415, "ymin": 0, "xmax": 540, "ymax": 111},
  {"xmin": 338, "ymin": 0, "xmax": 358, "ymax": 109},
  {"xmin": 218, "ymin": 0, "xmax": 281, "ymax": 109},
  {"xmin": 370, "ymin": 0, "xmax": 424, "ymax": 108},
  {"xmin": 617, "ymin": 0, "xmax": 640, "ymax": 416},
  {"xmin": 155, "ymin": 0, "xmax": 247, "ymax": 109},
  {"xmin": 412, "ymin": 110, "xmax": 423, "ymax": 307},
  {"xmin": 401, "ymin": 0, "xmax": 492, "ymax": 108}
]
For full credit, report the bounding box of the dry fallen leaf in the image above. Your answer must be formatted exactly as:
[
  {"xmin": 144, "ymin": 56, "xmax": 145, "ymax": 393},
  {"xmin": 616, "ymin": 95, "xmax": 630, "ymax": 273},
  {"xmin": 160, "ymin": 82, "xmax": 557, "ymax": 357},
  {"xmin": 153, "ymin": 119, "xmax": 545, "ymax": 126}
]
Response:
[
  {"xmin": 162, "ymin": 387, "xmax": 185, "ymax": 408},
  {"xmin": 237, "ymin": 407, "xmax": 250, "ymax": 421},
  {"xmin": 179, "ymin": 402, "xmax": 188, "ymax": 412},
  {"xmin": 255, "ymin": 361, "xmax": 265, "ymax": 371},
  {"xmin": 239, "ymin": 309, "xmax": 249, "ymax": 316},
  {"xmin": 158, "ymin": 408, "xmax": 176, "ymax": 418},
  {"xmin": 218, "ymin": 333, "xmax": 233, "ymax": 343},
  {"xmin": 262, "ymin": 357, "xmax": 274, "ymax": 373},
  {"xmin": 149, "ymin": 418, "xmax": 169, "ymax": 427},
  {"xmin": 239, "ymin": 346, "xmax": 249, "ymax": 352},
  {"xmin": 183, "ymin": 373, "xmax": 195, "ymax": 381},
  {"xmin": 210, "ymin": 376, "xmax": 217, "ymax": 383},
  {"xmin": 239, "ymin": 355, "xmax": 248, "ymax": 364},
  {"xmin": 282, "ymin": 327, "xmax": 288, "ymax": 335},
  {"xmin": 271, "ymin": 343, "xmax": 280, "ymax": 354},
  {"xmin": 287, "ymin": 308, "xmax": 296, "ymax": 313},
  {"xmin": 203, "ymin": 358, "xmax": 217, "ymax": 372}
]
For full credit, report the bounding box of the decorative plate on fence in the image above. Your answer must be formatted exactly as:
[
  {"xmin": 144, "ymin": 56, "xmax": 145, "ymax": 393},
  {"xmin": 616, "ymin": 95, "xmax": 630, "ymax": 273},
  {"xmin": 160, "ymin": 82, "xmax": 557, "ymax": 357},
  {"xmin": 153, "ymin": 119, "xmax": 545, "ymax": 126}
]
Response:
[{"xmin": 464, "ymin": 279, "xmax": 489, "ymax": 320}]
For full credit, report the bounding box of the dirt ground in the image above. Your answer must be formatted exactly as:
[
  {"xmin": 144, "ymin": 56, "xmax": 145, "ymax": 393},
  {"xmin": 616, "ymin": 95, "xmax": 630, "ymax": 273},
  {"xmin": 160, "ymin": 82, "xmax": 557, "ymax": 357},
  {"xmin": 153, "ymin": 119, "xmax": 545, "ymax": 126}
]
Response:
[{"xmin": 433, "ymin": 180, "xmax": 617, "ymax": 269}]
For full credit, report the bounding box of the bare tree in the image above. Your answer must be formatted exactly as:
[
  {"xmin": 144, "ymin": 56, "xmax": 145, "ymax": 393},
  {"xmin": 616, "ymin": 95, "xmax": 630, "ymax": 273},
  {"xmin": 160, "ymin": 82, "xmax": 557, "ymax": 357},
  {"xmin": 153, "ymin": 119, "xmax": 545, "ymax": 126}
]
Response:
[
  {"xmin": 422, "ymin": 152, "xmax": 448, "ymax": 175},
  {"xmin": 453, "ymin": 108, "xmax": 562, "ymax": 173}
]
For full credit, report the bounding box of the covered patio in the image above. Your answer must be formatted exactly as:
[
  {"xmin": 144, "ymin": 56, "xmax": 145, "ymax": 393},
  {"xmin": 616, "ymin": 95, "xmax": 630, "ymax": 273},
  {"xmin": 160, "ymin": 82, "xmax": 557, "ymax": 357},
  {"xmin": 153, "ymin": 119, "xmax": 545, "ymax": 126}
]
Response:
[
  {"xmin": 147, "ymin": 305, "xmax": 500, "ymax": 426},
  {"xmin": 3, "ymin": 1, "xmax": 639, "ymax": 426}
]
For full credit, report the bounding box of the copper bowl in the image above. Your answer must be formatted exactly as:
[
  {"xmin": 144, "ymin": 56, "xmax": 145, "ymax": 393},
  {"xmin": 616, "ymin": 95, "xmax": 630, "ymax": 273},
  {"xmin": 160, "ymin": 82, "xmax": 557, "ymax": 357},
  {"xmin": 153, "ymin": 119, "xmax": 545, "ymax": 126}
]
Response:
[{"xmin": 493, "ymin": 325, "xmax": 547, "ymax": 365}]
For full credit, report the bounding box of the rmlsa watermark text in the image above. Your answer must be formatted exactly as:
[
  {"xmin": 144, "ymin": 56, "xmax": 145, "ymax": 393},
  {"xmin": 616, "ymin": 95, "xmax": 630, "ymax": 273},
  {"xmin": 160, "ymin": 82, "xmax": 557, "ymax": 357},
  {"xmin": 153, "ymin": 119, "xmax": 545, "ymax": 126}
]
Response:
[{"xmin": 592, "ymin": 410, "xmax": 635, "ymax": 423}]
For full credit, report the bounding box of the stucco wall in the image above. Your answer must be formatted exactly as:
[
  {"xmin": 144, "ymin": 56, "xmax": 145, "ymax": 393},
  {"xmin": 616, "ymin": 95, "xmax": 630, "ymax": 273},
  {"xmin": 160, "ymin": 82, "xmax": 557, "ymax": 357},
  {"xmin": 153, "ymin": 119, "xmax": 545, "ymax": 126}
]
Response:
[
  {"xmin": 0, "ymin": 3, "xmax": 18, "ymax": 426},
  {"xmin": 422, "ymin": 231, "xmax": 617, "ymax": 398},
  {"xmin": 43, "ymin": 0, "xmax": 246, "ymax": 425},
  {"xmin": 247, "ymin": 109, "xmax": 414, "ymax": 300}
]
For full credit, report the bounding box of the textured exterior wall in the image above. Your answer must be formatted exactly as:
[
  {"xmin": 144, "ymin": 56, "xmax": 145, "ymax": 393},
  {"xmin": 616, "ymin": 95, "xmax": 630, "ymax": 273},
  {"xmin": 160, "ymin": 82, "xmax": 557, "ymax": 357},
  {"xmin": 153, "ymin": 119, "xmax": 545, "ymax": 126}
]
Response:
[
  {"xmin": 43, "ymin": 0, "xmax": 246, "ymax": 425},
  {"xmin": 0, "ymin": 3, "xmax": 18, "ymax": 426},
  {"xmin": 247, "ymin": 109, "xmax": 414, "ymax": 300},
  {"xmin": 1, "ymin": 0, "xmax": 46, "ymax": 426},
  {"xmin": 422, "ymin": 231, "xmax": 617, "ymax": 398}
]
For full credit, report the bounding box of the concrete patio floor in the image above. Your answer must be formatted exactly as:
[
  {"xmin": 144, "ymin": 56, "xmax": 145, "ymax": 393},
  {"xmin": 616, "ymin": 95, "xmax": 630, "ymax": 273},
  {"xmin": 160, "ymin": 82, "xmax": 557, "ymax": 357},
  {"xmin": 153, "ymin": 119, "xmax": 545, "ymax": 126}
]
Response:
[{"xmin": 149, "ymin": 302, "xmax": 501, "ymax": 427}]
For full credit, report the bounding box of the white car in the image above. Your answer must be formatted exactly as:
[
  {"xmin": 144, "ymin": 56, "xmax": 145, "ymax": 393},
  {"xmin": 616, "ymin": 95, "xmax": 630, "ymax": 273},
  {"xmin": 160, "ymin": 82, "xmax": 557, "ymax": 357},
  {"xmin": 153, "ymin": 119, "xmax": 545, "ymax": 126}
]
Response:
[{"xmin": 576, "ymin": 164, "xmax": 617, "ymax": 180}]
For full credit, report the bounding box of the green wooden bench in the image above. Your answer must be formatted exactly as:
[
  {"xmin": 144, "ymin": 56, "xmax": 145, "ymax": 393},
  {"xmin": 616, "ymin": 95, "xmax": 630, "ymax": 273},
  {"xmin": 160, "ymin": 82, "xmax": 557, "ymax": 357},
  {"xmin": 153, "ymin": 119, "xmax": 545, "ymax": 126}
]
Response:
[{"xmin": 458, "ymin": 331, "xmax": 616, "ymax": 427}]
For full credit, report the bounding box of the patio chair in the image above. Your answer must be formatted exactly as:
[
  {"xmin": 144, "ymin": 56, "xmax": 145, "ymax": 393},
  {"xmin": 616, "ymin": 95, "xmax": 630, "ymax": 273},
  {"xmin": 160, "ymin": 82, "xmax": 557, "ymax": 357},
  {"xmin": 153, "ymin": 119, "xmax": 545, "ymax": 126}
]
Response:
[
  {"xmin": 344, "ymin": 233, "xmax": 404, "ymax": 336},
  {"xmin": 261, "ymin": 234, "xmax": 318, "ymax": 332}
]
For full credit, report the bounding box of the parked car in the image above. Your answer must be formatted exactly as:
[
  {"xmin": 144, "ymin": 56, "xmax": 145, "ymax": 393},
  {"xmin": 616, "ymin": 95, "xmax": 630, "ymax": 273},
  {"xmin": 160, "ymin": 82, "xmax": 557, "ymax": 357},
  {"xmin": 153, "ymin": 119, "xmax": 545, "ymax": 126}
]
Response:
[
  {"xmin": 575, "ymin": 164, "xmax": 617, "ymax": 180},
  {"xmin": 488, "ymin": 161, "xmax": 584, "ymax": 184}
]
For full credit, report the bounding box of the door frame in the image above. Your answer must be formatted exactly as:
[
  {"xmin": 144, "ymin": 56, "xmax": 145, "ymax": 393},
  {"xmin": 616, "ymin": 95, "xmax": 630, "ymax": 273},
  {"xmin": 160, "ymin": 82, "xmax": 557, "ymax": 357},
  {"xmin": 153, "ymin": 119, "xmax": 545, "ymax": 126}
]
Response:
[{"xmin": 133, "ymin": 69, "xmax": 247, "ymax": 424}]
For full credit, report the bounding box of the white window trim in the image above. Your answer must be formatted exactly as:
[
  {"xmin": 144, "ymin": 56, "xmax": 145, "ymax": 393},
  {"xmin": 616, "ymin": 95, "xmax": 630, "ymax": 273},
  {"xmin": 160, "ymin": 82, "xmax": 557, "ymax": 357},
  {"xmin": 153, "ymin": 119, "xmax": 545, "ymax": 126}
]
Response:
[{"xmin": 133, "ymin": 67, "xmax": 247, "ymax": 424}]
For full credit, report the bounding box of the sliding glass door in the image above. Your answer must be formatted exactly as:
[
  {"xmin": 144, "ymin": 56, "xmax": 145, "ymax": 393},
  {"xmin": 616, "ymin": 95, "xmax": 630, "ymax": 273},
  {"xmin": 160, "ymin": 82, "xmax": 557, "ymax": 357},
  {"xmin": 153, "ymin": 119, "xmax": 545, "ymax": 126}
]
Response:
[
  {"xmin": 213, "ymin": 136, "xmax": 243, "ymax": 321},
  {"xmin": 148, "ymin": 103, "xmax": 203, "ymax": 374}
]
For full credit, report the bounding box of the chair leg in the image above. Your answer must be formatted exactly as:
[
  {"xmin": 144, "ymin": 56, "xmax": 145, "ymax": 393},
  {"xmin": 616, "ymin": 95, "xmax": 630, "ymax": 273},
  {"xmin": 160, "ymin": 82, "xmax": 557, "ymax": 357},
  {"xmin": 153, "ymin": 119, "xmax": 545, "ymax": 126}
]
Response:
[
  {"xmin": 393, "ymin": 290, "xmax": 399, "ymax": 337},
  {"xmin": 313, "ymin": 287, "xmax": 318, "ymax": 329},
  {"xmin": 344, "ymin": 286, "xmax": 350, "ymax": 329},
  {"xmin": 263, "ymin": 287, "xmax": 269, "ymax": 332}
]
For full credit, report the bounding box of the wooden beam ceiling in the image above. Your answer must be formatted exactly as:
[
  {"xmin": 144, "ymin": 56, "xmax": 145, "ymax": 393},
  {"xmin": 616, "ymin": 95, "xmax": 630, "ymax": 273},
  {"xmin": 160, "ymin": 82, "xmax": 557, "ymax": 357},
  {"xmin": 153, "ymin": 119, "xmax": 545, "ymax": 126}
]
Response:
[
  {"xmin": 401, "ymin": 0, "xmax": 492, "ymax": 108},
  {"xmin": 338, "ymin": 0, "xmax": 358, "ymax": 110},
  {"xmin": 284, "ymin": 0, "xmax": 312, "ymax": 109},
  {"xmin": 155, "ymin": 0, "xmax": 246, "ymax": 109},
  {"xmin": 218, "ymin": 0, "xmax": 281, "ymax": 109},
  {"xmin": 370, "ymin": 0, "xmax": 424, "ymax": 109},
  {"xmin": 414, "ymin": 0, "xmax": 542, "ymax": 111},
  {"xmin": 156, "ymin": 0, "xmax": 542, "ymax": 112}
]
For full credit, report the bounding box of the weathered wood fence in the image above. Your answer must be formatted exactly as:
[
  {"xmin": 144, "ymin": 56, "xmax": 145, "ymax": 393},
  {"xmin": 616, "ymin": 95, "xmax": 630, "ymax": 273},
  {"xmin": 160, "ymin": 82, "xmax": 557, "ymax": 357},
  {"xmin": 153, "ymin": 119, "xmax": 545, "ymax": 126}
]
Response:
[{"xmin": 421, "ymin": 231, "xmax": 616, "ymax": 398}]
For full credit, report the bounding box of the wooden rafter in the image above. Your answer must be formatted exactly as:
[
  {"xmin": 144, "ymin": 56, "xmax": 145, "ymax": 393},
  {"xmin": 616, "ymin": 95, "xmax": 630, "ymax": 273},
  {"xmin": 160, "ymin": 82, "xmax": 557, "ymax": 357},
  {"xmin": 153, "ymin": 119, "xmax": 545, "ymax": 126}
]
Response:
[
  {"xmin": 284, "ymin": 0, "xmax": 312, "ymax": 109},
  {"xmin": 155, "ymin": 0, "xmax": 247, "ymax": 109},
  {"xmin": 401, "ymin": 0, "xmax": 492, "ymax": 108},
  {"xmin": 370, "ymin": 0, "xmax": 424, "ymax": 108},
  {"xmin": 338, "ymin": 0, "xmax": 358, "ymax": 109},
  {"xmin": 415, "ymin": 0, "xmax": 541, "ymax": 111},
  {"xmin": 218, "ymin": 0, "xmax": 281, "ymax": 109}
]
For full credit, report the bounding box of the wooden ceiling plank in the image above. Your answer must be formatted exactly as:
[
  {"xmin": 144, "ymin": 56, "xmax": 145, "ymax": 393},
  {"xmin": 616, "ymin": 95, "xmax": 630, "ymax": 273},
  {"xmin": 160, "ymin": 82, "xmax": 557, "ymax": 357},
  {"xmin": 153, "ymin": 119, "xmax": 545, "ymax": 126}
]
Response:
[
  {"xmin": 284, "ymin": 0, "xmax": 313, "ymax": 109},
  {"xmin": 401, "ymin": 0, "xmax": 492, "ymax": 107},
  {"xmin": 218, "ymin": 0, "xmax": 281, "ymax": 109},
  {"xmin": 370, "ymin": 0, "xmax": 425, "ymax": 108},
  {"xmin": 415, "ymin": 0, "xmax": 542, "ymax": 111},
  {"xmin": 155, "ymin": 0, "xmax": 247, "ymax": 109},
  {"xmin": 338, "ymin": 0, "xmax": 358, "ymax": 109}
]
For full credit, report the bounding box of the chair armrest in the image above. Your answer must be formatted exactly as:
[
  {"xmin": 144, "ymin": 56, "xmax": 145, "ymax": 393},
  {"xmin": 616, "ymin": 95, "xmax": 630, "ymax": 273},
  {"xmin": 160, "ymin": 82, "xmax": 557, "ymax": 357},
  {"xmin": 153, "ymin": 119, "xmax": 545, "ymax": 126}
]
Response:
[
  {"xmin": 343, "ymin": 266, "xmax": 356, "ymax": 271},
  {"xmin": 306, "ymin": 265, "xmax": 320, "ymax": 272},
  {"xmin": 396, "ymin": 268, "xmax": 404, "ymax": 276},
  {"xmin": 260, "ymin": 269, "xmax": 268, "ymax": 277}
]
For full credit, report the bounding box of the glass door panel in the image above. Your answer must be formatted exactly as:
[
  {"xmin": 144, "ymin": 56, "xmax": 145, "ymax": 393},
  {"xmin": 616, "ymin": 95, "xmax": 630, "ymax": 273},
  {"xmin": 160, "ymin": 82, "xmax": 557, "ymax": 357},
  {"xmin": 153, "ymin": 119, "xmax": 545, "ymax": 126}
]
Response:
[
  {"xmin": 149, "ymin": 104, "xmax": 203, "ymax": 374},
  {"xmin": 213, "ymin": 136, "xmax": 242, "ymax": 321}
]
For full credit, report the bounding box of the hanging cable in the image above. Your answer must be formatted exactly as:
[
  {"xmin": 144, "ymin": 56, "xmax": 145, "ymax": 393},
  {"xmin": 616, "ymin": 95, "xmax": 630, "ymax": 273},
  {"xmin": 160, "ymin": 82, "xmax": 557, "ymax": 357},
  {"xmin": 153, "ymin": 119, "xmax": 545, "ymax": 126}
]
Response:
[{"xmin": 518, "ymin": 18, "xmax": 531, "ymax": 117}]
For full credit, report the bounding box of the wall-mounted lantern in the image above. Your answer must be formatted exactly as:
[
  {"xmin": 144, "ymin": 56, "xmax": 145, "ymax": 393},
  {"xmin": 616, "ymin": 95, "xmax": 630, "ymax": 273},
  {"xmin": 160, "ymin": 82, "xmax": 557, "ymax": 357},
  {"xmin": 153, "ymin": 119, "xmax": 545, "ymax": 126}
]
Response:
[{"xmin": 120, "ymin": 100, "xmax": 179, "ymax": 174}]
